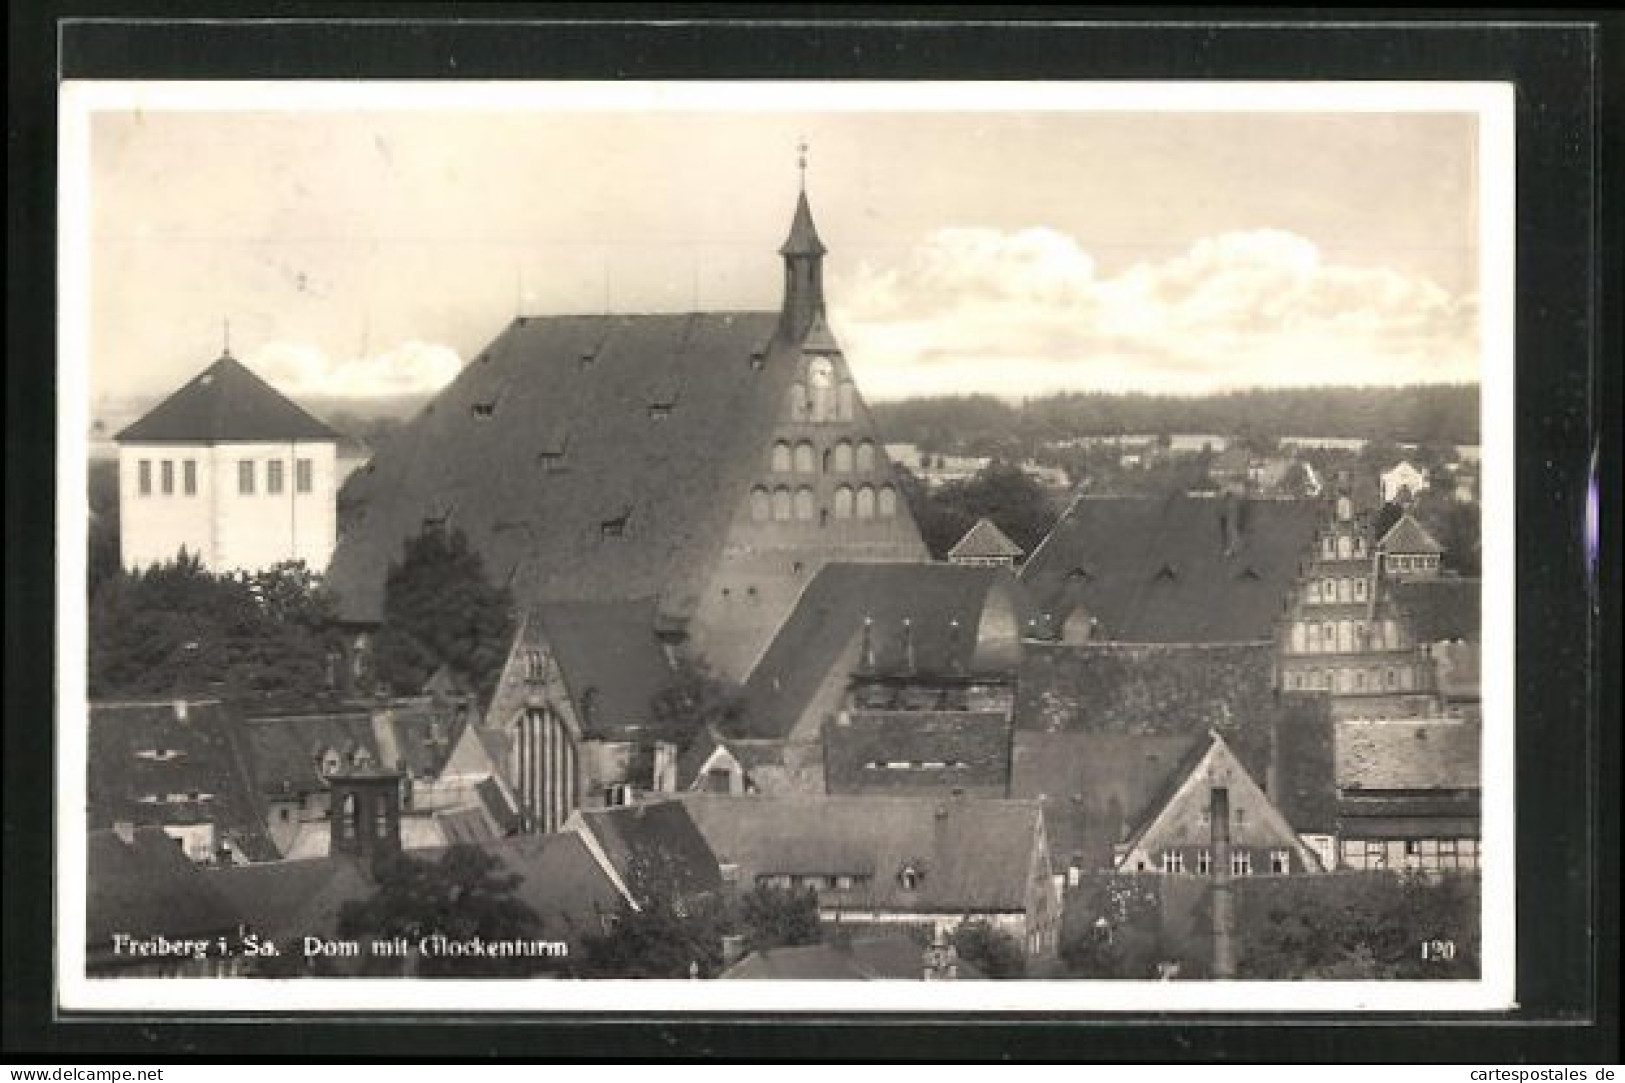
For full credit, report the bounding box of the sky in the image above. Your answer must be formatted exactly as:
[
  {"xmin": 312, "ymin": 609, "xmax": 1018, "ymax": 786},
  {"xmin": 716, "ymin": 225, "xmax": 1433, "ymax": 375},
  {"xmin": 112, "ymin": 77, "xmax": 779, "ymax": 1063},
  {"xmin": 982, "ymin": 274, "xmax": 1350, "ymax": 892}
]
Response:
[{"xmin": 78, "ymin": 85, "xmax": 1489, "ymax": 409}]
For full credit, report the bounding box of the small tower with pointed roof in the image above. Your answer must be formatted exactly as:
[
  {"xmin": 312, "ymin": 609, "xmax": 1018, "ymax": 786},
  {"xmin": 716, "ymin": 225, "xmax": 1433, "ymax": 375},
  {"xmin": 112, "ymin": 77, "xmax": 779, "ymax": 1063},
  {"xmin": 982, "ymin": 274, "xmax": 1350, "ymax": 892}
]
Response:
[
  {"xmin": 778, "ymin": 139, "xmax": 828, "ymax": 342},
  {"xmin": 115, "ymin": 343, "xmax": 341, "ymax": 574}
]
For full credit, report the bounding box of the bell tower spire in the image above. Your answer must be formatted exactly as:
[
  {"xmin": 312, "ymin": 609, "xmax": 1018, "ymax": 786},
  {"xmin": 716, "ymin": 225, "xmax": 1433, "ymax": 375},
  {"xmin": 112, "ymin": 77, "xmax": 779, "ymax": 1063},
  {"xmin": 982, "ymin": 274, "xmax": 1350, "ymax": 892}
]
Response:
[{"xmin": 779, "ymin": 140, "xmax": 827, "ymax": 341}]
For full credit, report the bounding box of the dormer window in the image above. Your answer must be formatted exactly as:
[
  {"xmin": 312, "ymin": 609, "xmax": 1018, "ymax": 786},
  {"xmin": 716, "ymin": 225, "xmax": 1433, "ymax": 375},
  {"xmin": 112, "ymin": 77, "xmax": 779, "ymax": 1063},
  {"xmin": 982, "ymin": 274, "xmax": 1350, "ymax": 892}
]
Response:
[
  {"xmin": 898, "ymin": 865, "xmax": 922, "ymax": 891},
  {"xmin": 600, "ymin": 513, "xmax": 629, "ymax": 539},
  {"xmin": 1153, "ymin": 563, "xmax": 1178, "ymax": 581},
  {"xmin": 471, "ymin": 400, "xmax": 497, "ymax": 418},
  {"xmin": 135, "ymin": 748, "xmax": 185, "ymax": 763},
  {"xmin": 648, "ymin": 402, "xmax": 673, "ymax": 421}
]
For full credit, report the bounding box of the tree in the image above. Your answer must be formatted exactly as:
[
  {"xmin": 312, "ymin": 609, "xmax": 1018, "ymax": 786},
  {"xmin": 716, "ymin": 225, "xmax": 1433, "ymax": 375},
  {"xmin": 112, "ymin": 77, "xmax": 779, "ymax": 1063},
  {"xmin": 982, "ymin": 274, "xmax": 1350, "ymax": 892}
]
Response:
[
  {"xmin": 335, "ymin": 845, "xmax": 550, "ymax": 977},
  {"xmin": 650, "ymin": 656, "xmax": 746, "ymax": 743},
  {"xmin": 952, "ymin": 920, "xmax": 1027, "ymax": 979},
  {"xmin": 1235, "ymin": 871, "xmax": 1480, "ymax": 980},
  {"xmin": 372, "ymin": 527, "xmax": 514, "ymax": 700},
  {"xmin": 737, "ymin": 883, "xmax": 822, "ymax": 954},
  {"xmin": 576, "ymin": 891, "xmax": 729, "ymax": 979},
  {"xmin": 88, "ymin": 552, "xmax": 339, "ymax": 701}
]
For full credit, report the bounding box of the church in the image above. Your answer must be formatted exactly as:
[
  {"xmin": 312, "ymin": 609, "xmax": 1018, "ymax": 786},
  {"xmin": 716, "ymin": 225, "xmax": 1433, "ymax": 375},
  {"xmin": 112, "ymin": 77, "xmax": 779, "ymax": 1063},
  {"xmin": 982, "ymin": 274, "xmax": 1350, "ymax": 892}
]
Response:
[{"xmin": 326, "ymin": 182, "xmax": 929, "ymax": 683}]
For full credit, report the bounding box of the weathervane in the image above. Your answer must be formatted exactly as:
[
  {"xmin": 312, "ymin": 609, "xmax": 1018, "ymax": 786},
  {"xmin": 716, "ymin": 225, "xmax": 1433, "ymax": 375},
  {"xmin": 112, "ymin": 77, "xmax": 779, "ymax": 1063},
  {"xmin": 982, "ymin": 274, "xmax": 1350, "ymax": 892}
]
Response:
[
  {"xmin": 797, "ymin": 137, "xmax": 809, "ymax": 191},
  {"xmin": 222, "ymin": 318, "xmax": 232, "ymax": 359}
]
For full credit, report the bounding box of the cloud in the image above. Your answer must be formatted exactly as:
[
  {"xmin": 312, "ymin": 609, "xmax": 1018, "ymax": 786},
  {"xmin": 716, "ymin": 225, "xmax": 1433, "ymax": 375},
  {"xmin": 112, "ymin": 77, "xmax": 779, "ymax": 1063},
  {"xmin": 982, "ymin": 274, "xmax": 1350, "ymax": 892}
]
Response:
[
  {"xmin": 245, "ymin": 340, "xmax": 464, "ymax": 399},
  {"xmin": 831, "ymin": 226, "xmax": 1479, "ymax": 398}
]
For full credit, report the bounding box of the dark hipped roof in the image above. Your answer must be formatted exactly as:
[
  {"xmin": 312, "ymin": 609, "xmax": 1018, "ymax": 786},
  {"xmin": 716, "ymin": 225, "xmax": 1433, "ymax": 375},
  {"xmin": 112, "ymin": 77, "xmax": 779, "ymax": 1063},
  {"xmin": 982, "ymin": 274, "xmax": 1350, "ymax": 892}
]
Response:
[
  {"xmin": 681, "ymin": 794, "xmax": 1043, "ymax": 913},
  {"xmin": 948, "ymin": 518, "xmax": 1024, "ymax": 561},
  {"xmin": 1011, "ymin": 730, "xmax": 1200, "ymax": 871},
  {"xmin": 576, "ymin": 799, "xmax": 723, "ymax": 902},
  {"xmin": 1336, "ymin": 720, "xmax": 1481, "ymax": 791},
  {"xmin": 822, "ymin": 711, "xmax": 1011, "ymax": 797},
  {"xmin": 1379, "ymin": 513, "xmax": 1445, "ymax": 555},
  {"xmin": 325, "ymin": 311, "xmax": 790, "ymax": 623},
  {"xmin": 205, "ymin": 855, "xmax": 374, "ymax": 942},
  {"xmin": 1015, "ymin": 642, "xmax": 1278, "ymax": 735},
  {"xmin": 722, "ymin": 935, "xmax": 985, "ymax": 980},
  {"xmin": 739, "ymin": 563, "xmax": 1029, "ymax": 740},
  {"xmin": 116, "ymin": 355, "xmax": 340, "ymax": 444},
  {"xmin": 87, "ymin": 701, "xmax": 277, "ymax": 862},
  {"xmin": 1391, "ymin": 578, "xmax": 1481, "ymax": 643},
  {"xmin": 87, "ymin": 827, "xmax": 242, "ymax": 950},
  {"xmin": 238, "ymin": 712, "xmax": 379, "ymax": 797},
  {"xmin": 1021, "ymin": 495, "xmax": 1322, "ymax": 642},
  {"xmin": 532, "ymin": 599, "xmax": 676, "ymax": 739}
]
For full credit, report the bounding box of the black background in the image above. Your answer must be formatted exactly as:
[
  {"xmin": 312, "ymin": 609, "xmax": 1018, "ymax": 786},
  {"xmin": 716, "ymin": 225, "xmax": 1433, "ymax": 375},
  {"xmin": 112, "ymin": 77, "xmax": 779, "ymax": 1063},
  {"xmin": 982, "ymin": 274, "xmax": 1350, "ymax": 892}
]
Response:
[{"xmin": 5, "ymin": 5, "xmax": 1620, "ymax": 1063}]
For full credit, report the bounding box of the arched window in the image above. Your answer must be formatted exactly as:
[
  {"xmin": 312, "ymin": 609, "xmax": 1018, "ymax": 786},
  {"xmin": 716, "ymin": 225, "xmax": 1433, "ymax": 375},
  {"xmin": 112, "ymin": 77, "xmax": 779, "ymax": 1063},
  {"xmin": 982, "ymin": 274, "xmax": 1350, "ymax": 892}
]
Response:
[
  {"xmin": 837, "ymin": 381, "xmax": 856, "ymax": 420},
  {"xmin": 772, "ymin": 487, "xmax": 793, "ymax": 522},
  {"xmin": 771, "ymin": 441, "xmax": 792, "ymax": 473},
  {"xmin": 833, "ymin": 485, "xmax": 854, "ymax": 519},
  {"xmin": 877, "ymin": 485, "xmax": 898, "ymax": 518},
  {"xmin": 855, "ymin": 440, "xmax": 877, "ymax": 472},
  {"xmin": 750, "ymin": 487, "xmax": 771, "ymax": 522},
  {"xmin": 794, "ymin": 441, "xmax": 816, "ymax": 474},
  {"xmin": 833, "ymin": 440, "xmax": 854, "ymax": 473},
  {"xmin": 794, "ymin": 487, "xmax": 816, "ymax": 521},
  {"xmin": 856, "ymin": 485, "xmax": 876, "ymax": 520},
  {"xmin": 1337, "ymin": 535, "xmax": 1352, "ymax": 559}
]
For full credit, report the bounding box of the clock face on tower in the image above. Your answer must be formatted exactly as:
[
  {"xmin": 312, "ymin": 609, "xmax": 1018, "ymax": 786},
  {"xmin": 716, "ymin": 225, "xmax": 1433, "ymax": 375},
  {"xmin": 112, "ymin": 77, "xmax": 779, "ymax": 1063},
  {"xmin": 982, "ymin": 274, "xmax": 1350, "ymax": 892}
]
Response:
[{"xmin": 808, "ymin": 357, "xmax": 835, "ymax": 387}]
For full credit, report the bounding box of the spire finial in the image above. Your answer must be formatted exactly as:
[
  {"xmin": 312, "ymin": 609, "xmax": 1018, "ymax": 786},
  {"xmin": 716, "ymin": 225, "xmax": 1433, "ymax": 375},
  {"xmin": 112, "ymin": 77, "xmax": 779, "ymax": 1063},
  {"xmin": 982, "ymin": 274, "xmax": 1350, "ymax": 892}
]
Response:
[
  {"xmin": 222, "ymin": 318, "xmax": 232, "ymax": 359},
  {"xmin": 796, "ymin": 137, "xmax": 809, "ymax": 192}
]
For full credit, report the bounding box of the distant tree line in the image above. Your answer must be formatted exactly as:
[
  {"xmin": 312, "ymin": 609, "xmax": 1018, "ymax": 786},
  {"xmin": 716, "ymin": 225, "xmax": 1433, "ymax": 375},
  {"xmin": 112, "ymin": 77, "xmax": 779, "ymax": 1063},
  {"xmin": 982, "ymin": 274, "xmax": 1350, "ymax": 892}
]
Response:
[{"xmin": 871, "ymin": 385, "xmax": 1480, "ymax": 457}]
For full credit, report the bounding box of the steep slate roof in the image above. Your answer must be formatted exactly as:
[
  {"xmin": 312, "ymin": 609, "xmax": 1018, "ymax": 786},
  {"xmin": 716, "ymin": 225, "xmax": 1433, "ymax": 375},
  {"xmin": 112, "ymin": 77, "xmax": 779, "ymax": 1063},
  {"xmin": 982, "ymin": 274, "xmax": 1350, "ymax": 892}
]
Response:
[
  {"xmin": 822, "ymin": 711, "xmax": 1010, "ymax": 797},
  {"xmin": 1391, "ymin": 578, "xmax": 1481, "ymax": 642},
  {"xmin": 1336, "ymin": 721, "xmax": 1481, "ymax": 791},
  {"xmin": 575, "ymin": 799, "xmax": 723, "ymax": 902},
  {"xmin": 531, "ymin": 599, "xmax": 676, "ymax": 739},
  {"xmin": 205, "ymin": 855, "xmax": 374, "ymax": 942},
  {"xmin": 87, "ymin": 701, "xmax": 276, "ymax": 862},
  {"xmin": 721, "ymin": 936, "xmax": 985, "ymax": 980},
  {"xmin": 779, "ymin": 190, "xmax": 827, "ymax": 257},
  {"xmin": 1015, "ymin": 643, "xmax": 1279, "ymax": 735},
  {"xmin": 238, "ymin": 712, "xmax": 379, "ymax": 798},
  {"xmin": 681, "ymin": 794, "xmax": 1043, "ymax": 913},
  {"xmin": 1379, "ymin": 512, "xmax": 1445, "ymax": 554},
  {"xmin": 948, "ymin": 518, "xmax": 1024, "ymax": 561},
  {"xmin": 739, "ymin": 563, "xmax": 1028, "ymax": 740},
  {"xmin": 116, "ymin": 355, "xmax": 339, "ymax": 444},
  {"xmin": 1011, "ymin": 730, "xmax": 1200, "ymax": 871},
  {"xmin": 1011, "ymin": 647, "xmax": 1339, "ymax": 866},
  {"xmin": 1020, "ymin": 495, "xmax": 1323, "ymax": 642},
  {"xmin": 326, "ymin": 311, "xmax": 793, "ymax": 623},
  {"xmin": 87, "ymin": 827, "xmax": 242, "ymax": 952}
]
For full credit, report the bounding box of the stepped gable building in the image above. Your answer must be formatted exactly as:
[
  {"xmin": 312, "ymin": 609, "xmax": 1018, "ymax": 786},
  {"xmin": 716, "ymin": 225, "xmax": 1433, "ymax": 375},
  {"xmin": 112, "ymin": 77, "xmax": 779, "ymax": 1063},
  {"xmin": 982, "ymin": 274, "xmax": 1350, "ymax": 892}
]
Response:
[
  {"xmin": 1019, "ymin": 492, "xmax": 1322, "ymax": 645},
  {"xmin": 1275, "ymin": 488, "xmax": 1444, "ymax": 719},
  {"xmin": 116, "ymin": 352, "xmax": 341, "ymax": 574},
  {"xmin": 326, "ymin": 186, "xmax": 928, "ymax": 682}
]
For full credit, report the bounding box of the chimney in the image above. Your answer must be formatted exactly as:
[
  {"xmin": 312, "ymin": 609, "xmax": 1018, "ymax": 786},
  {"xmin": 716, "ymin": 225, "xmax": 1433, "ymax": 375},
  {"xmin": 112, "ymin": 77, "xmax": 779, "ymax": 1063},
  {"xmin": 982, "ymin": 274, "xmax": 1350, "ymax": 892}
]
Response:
[
  {"xmin": 172, "ymin": 698, "xmax": 189, "ymax": 722},
  {"xmin": 721, "ymin": 934, "xmax": 748, "ymax": 970},
  {"xmin": 902, "ymin": 618, "xmax": 916, "ymax": 675},
  {"xmin": 860, "ymin": 616, "xmax": 876, "ymax": 672},
  {"xmin": 112, "ymin": 821, "xmax": 136, "ymax": 845},
  {"xmin": 922, "ymin": 928, "xmax": 959, "ymax": 981},
  {"xmin": 1210, "ymin": 786, "xmax": 1236, "ymax": 979}
]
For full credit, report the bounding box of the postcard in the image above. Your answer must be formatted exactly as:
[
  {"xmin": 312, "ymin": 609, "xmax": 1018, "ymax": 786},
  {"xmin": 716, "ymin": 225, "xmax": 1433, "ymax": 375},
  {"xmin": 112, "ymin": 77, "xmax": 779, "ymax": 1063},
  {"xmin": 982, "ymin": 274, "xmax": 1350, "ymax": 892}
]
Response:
[{"xmin": 58, "ymin": 79, "xmax": 1515, "ymax": 1013}]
